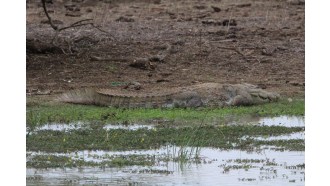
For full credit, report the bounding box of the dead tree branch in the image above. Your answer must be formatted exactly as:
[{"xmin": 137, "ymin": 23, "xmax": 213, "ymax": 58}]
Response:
[
  {"xmin": 57, "ymin": 19, "xmax": 93, "ymax": 31},
  {"xmin": 41, "ymin": 0, "xmax": 58, "ymax": 30},
  {"xmin": 41, "ymin": 0, "xmax": 113, "ymax": 36}
]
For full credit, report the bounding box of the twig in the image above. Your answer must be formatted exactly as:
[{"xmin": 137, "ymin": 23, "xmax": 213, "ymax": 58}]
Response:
[
  {"xmin": 58, "ymin": 22, "xmax": 93, "ymax": 32},
  {"xmin": 41, "ymin": 0, "xmax": 58, "ymax": 30},
  {"xmin": 71, "ymin": 19, "xmax": 93, "ymax": 26},
  {"xmin": 40, "ymin": 0, "xmax": 113, "ymax": 37},
  {"xmin": 91, "ymin": 24, "xmax": 114, "ymax": 35}
]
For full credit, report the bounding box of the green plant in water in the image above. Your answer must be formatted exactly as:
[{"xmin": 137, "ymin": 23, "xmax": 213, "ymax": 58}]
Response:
[
  {"xmin": 175, "ymin": 110, "xmax": 211, "ymax": 163},
  {"xmin": 26, "ymin": 111, "xmax": 43, "ymax": 136}
]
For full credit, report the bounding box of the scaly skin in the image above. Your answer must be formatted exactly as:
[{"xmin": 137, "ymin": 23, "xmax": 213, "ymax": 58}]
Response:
[{"xmin": 58, "ymin": 83, "xmax": 280, "ymax": 108}]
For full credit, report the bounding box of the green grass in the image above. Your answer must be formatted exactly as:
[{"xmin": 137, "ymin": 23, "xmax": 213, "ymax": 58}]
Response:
[
  {"xmin": 26, "ymin": 99, "xmax": 304, "ymax": 128},
  {"xmin": 26, "ymin": 154, "xmax": 156, "ymax": 168},
  {"xmin": 26, "ymin": 125, "xmax": 305, "ymax": 152},
  {"xmin": 26, "ymin": 98, "xmax": 305, "ymax": 169}
]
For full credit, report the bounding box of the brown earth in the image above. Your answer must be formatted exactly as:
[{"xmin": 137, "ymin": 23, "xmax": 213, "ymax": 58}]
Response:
[{"xmin": 26, "ymin": 0, "xmax": 305, "ymax": 98}]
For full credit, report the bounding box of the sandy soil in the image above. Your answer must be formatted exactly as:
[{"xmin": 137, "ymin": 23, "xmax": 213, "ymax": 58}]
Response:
[{"xmin": 26, "ymin": 0, "xmax": 305, "ymax": 97}]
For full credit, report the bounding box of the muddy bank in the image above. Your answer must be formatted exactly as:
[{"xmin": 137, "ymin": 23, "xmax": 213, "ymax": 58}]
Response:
[{"xmin": 26, "ymin": 0, "xmax": 305, "ymax": 97}]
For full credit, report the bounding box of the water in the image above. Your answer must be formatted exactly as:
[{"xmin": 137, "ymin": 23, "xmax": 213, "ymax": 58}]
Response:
[
  {"xmin": 33, "ymin": 116, "xmax": 305, "ymax": 133},
  {"xmin": 34, "ymin": 122, "xmax": 155, "ymax": 132},
  {"xmin": 227, "ymin": 115, "xmax": 305, "ymax": 127},
  {"xmin": 27, "ymin": 147, "xmax": 304, "ymax": 186},
  {"xmin": 252, "ymin": 132, "xmax": 305, "ymax": 141},
  {"xmin": 256, "ymin": 116, "xmax": 305, "ymax": 127},
  {"xmin": 27, "ymin": 116, "xmax": 305, "ymax": 185}
]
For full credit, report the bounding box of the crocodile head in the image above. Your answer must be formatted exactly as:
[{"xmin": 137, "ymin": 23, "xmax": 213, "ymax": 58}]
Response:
[{"xmin": 229, "ymin": 84, "xmax": 280, "ymax": 106}]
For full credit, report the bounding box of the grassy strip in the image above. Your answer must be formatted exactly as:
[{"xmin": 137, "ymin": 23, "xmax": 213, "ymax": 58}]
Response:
[
  {"xmin": 27, "ymin": 99, "xmax": 304, "ymax": 128},
  {"xmin": 27, "ymin": 154, "xmax": 155, "ymax": 169},
  {"xmin": 26, "ymin": 125, "xmax": 305, "ymax": 152}
]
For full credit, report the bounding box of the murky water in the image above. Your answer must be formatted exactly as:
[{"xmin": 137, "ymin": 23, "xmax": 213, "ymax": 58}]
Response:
[
  {"xmin": 251, "ymin": 132, "xmax": 305, "ymax": 141},
  {"xmin": 27, "ymin": 116, "xmax": 305, "ymax": 185},
  {"xmin": 33, "ymin": 116, "xmax": 304, "ymax": 133},
  {"xmin": 227, "ymin": 115, "xmax": 305, "ymax": 127},
  {"xmin": 256, "ymin": 116, "xmax": 305, "ymax": 127},
  {"xmin": 27, "ymin": 146, "xmax": 304, "ymax": 186},
  {"xmin": 36, "ymin": 122, "xmax": 154, "ymax": 132}
]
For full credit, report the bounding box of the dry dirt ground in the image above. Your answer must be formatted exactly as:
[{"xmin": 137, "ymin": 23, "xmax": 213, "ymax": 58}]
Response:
[{"xmin": 26, "ymin": 0, "xmax": 305, "ymax": 98}]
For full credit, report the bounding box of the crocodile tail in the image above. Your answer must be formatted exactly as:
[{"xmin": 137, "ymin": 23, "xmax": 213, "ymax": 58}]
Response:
[
  {"xmin": 96, "ymin": 91, "xmax": 174, "ymax": 108},
  {"xmin": 57, "ymin": 89, "xmax": 107, "ymax": 106},
  {"xmin": 108, "ymin": 94, "xmax": 174, "ymax": 108},
  {"xmin": 58, "ymin": 89, "xmax": 175, "ymax": 108}
]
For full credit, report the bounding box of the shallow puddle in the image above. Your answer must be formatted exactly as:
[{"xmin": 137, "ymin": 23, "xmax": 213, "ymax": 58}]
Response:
[
  {"xmin": 252, "ymin": 131, "xmax": 305, "ymax": 141},
  {"xmin": 27, "ymin": 146, "xmax": 304, "ymax": 186},
  {"xmin": 103, "ymin": 124, "xmax": 154, "ymax": 130},
  {"xmin": 227, "ymin": 115, "xmax": 305, "ymax": 127},
  {"xmin": 32, "ymin": 116, "xmax": 304, "ymax": 133},
  {"xmin": 36, "ymin": 122, "xmax": 84, "ymax": 131},
  {"xmin": 34, "ymin": 122, "xmax": 155, "ymax": 133},
  {"xmin": 257, "ymin": 116, "xmax": 305, "ymax": 127},
  {"xmin": 27, "ymin": 115, "xmax": 305, "ymax": 185}
]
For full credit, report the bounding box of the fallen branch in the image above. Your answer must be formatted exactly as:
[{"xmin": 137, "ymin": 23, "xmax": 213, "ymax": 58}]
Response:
[
  {"xmin": 57, "ymin": 20, "xmax": 93, "ymax": 31},
  {"xmin": 41, "ymin": 0, "xmax": 113, "ymax": 36},
  {"xmin": 41, "ymin": 0, "xmax": 58, "ymax": 30}
]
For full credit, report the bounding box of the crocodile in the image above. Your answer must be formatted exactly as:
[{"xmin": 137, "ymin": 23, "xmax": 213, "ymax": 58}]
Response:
[{"xmin": 58, "ymin": 83, "xmax": 280, "ymax": 108}]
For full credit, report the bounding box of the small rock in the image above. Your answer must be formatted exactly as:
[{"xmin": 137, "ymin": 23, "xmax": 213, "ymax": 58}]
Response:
[
  {"xmin": 149, "ymin": 54, "xmax": 166, "ymax": 62},
  {"xmin": 172, "ymin": 40, "xmax": 185, "ymax": 46},
  {"xmin": 193, "ymin": 5, "xmax": 207, "ymax": 10},
  {"xmin": 287, "ymin": 0, "xmax": 305, "ymax": 5},
  {"xmin": 277, "ymin": 46, "xmax": 288, "ymax": 51},
  {"xmin": 222, "ymin": 19, "xmax": 237, "ymax": 26},
  {"xmin": 67, "ymin": 6, "xmax": 81, "ymax": 12},
  {"xmin": 236, "ymin": 3, "xmax": 251, "ymax": 8},
  {"xmin": 153, "ymin": 0, "xmax": 161, "ymax": 4},
  {"xmin": 116, "ymin": 16, "xmax": 135, "ymax": 22},
  {"xmin": 289, "ymin": 81, "xmax": 304, "ymax": 86},
  {"xmin": 129, "ymin": 58, "xmax": 155, "ymax": 70},
  {"xmin": 64, "ymin": 4, "xmax": 76, "ymax": 9},
  {"xmin": 211, "ymin": 6, "xmax": 221, "ymax": 12},
  {"xmin": 65, "ymin": 12, "xmax": 82, "ymax": 17},
  {"xmin": 288, "ymin": 98, "xmax": 293, "ymax": 102},
  {"xmin": 202, "ymin": 19, "xmax": 223, "ymax": 26},
  {"xmin": 90, "ymin": 55, "xmax": 104, "ymax": 61},
  {"xmin": 196, "ymin": 13, "xmax": 211, "ymax": 19},
  {"xmin": 261, "ymin": 48, "xmax": 275, "ymax": 56},
  {"xmin": 86, "ymin": 8, "xmax": 93, "ymax": 13},
  {"xmin": 156, "ymin": 79, "xmax": 170, "ymax": 83},
  {"xmin": 160, "ymin": 72, "xmax": 172, "ymax": 77},
  {"xmin": 124, "ymin": 82, "xmax": 142, "ymax": 90},
  {"xmin": 257, "ymin": 84, "xmax": 267, "ymax": 89},
  {"xmin": 208, "ymin": 30, "xmax": 226, "ymax": 36}
]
